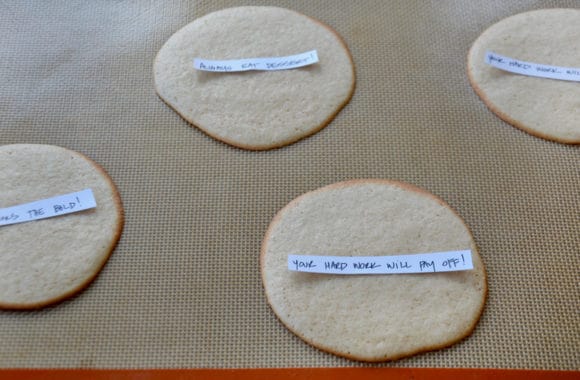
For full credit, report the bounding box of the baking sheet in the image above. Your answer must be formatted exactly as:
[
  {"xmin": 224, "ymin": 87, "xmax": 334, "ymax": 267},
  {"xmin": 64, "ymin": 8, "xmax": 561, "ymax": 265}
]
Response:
[{"xmin": 1, "ymin": 0, "xmax": 578, "ymax": 370}]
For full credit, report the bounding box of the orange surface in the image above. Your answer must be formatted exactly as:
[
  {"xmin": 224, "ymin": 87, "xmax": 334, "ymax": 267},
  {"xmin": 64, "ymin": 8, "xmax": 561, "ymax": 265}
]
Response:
[{"xmin": 0, "ymin": 368, "xmax": 578, "ymax": 380}]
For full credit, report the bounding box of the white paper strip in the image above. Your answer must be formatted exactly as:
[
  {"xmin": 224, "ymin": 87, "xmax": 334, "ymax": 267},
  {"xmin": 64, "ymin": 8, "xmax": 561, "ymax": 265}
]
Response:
[
  {"xmin": 0, "ymin": 189, "xmax": 97, "ymax": 227},
  {"xmin": 485, "ymin": 51, "xmax": 580, "ymax": 82},
  {"xmin": 288, "ymin": 250, "xmax": 473, "ymax": 275},
  {"xmin": 194, "ymin": 50, "xmax": 319, "ymax": 72}
]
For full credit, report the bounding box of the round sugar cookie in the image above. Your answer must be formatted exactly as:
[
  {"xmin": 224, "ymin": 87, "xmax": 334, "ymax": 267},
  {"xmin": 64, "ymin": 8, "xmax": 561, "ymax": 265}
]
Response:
[
  {"xmin": 261, "ymin": 180, "xmax": 487, "ymax": 362},
  {"xmin": 154, "ymin": 6, "xmax": 355, "ymax": 150},
  {"xmin": 0, "ymin": 144, "xmax": 124, "ymax": 309},
  {"xmin": 467, "ymin": 9, "xmax": 580, "ymax": 144}
]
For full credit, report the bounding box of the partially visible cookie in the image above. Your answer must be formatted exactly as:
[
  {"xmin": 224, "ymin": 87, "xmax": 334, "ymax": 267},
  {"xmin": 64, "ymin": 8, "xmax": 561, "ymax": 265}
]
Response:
[
  {"xmin": 154, "ymin": 6, "xmax": 355, "ymax": 150},
  {"xmin": 467, "ymin": 8, "xmax": 580, "ymax": 144},
  {"xmin": 261, "ymin": 180, "xmax": 487, "ymax": 361},
  {"xmin": 0, "ymin": 144, "xmax": 124, "ymax": 309}
]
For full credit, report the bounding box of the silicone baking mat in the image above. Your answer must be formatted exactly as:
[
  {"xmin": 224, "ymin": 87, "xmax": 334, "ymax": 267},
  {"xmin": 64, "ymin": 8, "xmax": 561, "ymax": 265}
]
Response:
[{"xmin": 1, "ymin": 0, "xmax": 578, "ymax": 371}]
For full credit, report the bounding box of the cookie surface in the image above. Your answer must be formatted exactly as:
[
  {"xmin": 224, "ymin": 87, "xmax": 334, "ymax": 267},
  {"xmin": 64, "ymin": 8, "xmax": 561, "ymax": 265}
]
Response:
[
  {"xmin": 154, "ymin": 6, "xmax": 355, "ymax": 150},
  {"xmin": 467, "ymin": 8, "xmax": 580, "ymax": 144},
  {"xmin": 261, "ymin": 180, "xmax": 486, "ymax": 361},
  {"xmin": 0, "ymin": 144, "xmax": 123, "ymax": 309}
]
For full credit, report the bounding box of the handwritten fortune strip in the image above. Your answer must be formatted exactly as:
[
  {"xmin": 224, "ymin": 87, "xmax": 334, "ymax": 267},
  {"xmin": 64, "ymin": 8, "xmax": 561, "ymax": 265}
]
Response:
[
  {"xmin": 288, "ymin": 250, "xmax": 473, "ymax": 275},
  {"xmin": 485, "ymin": 51, "xmax": 580, "ymax": 82},
  {"xmin": 0, "ymin": 189, "xmax": 97, "ymax": 227},
  {"xmin": 194, "ymin": 50, "xmax": 319, "ymax": 72}
]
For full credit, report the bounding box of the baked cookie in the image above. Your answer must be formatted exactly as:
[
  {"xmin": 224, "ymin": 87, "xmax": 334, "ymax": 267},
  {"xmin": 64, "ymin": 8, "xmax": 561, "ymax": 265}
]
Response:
[
  {"xmin": 0, "ymin": 144, "xmax": 124, "ymax": 309},
  {"xmin": 468, "ymin": 8, "xmax": 580, "ymax": 144},
  {"xmin": 261, "ymin": 180, "xmax": 486, "ymax": 361},
  {"xmin": 154, "ymin": 6, "xmax": 355, "ymax": 150}
]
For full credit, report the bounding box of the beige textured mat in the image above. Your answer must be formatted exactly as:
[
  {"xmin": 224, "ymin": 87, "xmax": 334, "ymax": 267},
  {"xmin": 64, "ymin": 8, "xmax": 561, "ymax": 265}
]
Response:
[{"xmin": 0, "ymin": 0, "xmax": 578, "ymax": 370}]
